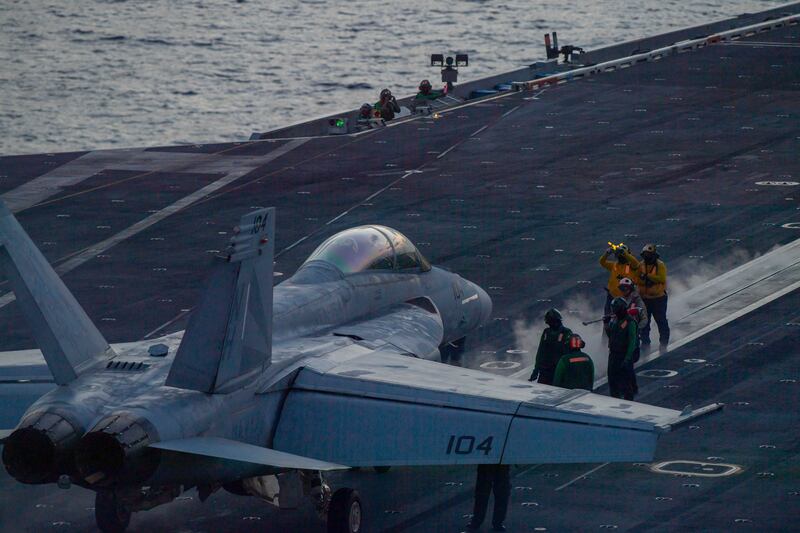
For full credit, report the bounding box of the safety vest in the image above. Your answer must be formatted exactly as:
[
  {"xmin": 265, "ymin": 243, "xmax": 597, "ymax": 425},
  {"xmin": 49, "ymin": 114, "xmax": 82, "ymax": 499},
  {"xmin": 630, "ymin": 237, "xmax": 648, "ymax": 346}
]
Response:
[
  {"xmin": 553, "ymin": 351, "xmax": 595, "ymax": 390},
  {"xmin": 636, "ymin": 260, "xmax": 667, "ymax": 299},
  {"xmin": 599, "ymin": 253, "xmax": 635, "ymax": 297},
  {"xmin": 535, "ymin": 326, "xmax": 573, "ymax": 370},
  {"xmin": 607, "ymin": 318, "xmax": 637, "ymax": 365}
]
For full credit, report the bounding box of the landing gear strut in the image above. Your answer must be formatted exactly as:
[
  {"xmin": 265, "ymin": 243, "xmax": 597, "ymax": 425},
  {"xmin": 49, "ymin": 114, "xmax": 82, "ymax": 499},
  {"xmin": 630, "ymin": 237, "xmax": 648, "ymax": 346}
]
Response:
[
  {"xmin": 440, "ymin": 337, "xmax": 466, "ymax": 362},
  {"xmin": 95, "ymin": 491, "xmax": 131, "ymax": 533}
]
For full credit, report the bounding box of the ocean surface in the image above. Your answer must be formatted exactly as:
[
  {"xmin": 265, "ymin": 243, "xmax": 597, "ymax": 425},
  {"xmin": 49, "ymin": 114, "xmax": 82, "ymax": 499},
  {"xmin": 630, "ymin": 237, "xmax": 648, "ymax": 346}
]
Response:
[{"xmin": 0, "ymin": 0, "xmax": 788, "ymax": 155}]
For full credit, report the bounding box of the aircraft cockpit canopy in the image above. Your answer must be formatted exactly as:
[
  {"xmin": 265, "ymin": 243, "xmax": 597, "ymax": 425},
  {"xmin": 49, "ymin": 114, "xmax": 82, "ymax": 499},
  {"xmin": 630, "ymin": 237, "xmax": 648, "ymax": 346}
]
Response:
[{"xmin": 304, "ymin": 226, "xmax": 431, "ymax": 274}]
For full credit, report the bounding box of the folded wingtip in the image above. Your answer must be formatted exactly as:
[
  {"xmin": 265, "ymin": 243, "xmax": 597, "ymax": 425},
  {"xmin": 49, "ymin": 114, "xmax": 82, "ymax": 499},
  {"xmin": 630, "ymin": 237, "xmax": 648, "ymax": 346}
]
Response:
[{"xmin": 657, "ymin": 402, "xmax": 724, "ymax": 433}]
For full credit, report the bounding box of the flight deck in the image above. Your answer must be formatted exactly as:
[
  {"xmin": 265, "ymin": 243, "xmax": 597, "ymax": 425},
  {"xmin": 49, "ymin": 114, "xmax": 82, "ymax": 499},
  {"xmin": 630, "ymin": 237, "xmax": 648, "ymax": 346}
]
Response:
[{"xmin": 1, "ymin": 4, "xmax": 799, "ymax": 532}]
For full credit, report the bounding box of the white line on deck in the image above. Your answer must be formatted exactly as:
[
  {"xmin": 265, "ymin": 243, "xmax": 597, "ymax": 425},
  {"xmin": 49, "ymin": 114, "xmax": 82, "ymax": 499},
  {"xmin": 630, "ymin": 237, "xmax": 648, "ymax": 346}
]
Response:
[
  {"xmin": 502, "ymin": 105, "xmax": 521, "ymax": 118},
  {"xmin": 437, "ymin": 142, "xmax": 463, "ymax": 159},
  {"xmin": 722, "ymin": 41, "xmax": 800, "ymax": 48},
  {"xmin": 554, "ymin": 463, "xmax": 609, "ymax": 491},
  {"xmin": 279, "ymin": 168, "xmax": 419, "ymax": 256},
  {"xmin": 143, "ymin": 309, "xmax": 192, "ymax": 339},
  {"xmin": 0, "ymin": 138, "xmax": 308, "ymax": 311},
  {"xmin": 470, "ymin": 125, "xmax": 489, "ymax": 137}
]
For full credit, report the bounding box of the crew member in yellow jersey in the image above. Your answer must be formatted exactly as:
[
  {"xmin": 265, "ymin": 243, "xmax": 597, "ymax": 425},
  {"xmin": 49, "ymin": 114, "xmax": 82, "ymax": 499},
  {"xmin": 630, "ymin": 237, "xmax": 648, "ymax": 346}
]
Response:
[
  {"xmin": 635, "ymin": 243, "xmax": 669, "ymax": 350},
  {"xmin": 599, "ymin": 243, "xmax": 638, "ymax": 317}
]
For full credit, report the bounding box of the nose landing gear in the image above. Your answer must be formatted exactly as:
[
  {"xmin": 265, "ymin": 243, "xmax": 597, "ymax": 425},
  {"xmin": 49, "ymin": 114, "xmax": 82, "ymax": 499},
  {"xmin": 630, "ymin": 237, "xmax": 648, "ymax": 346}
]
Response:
[{"xmin": 328, "ymin": 488, "xmax": 363, "ymax": 533}]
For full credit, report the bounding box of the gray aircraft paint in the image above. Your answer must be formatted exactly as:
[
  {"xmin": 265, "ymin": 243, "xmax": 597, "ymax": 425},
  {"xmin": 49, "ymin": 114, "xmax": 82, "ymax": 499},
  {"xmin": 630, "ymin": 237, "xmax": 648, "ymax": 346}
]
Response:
[{"xmin": 0, "ymin": 202, "xmax": 718, "ymax": 525}]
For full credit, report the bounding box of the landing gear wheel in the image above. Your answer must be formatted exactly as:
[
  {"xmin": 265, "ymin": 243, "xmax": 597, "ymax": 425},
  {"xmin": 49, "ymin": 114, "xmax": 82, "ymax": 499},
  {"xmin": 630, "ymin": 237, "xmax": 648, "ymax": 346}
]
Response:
[
  {"xmin": 373, "ymin": 466, "xmax": 391, "ymax": 473},
  {"xmin": 95, "ymin": 491, "xmax": 131, "ymax": 533},
  {"xmin": 327, "ymin": 488, "xmax": 362, "ymax": 533}
]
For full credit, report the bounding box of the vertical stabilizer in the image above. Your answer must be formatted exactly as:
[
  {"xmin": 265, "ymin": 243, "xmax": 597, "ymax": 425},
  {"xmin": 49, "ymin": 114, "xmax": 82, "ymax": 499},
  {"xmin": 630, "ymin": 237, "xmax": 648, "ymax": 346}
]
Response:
[
  {"xmin": 0, "ymin": 201, "xmax": 114, "ymax": 385},
  {"xmin": 166, "ymin": 208, "xmax": 275, "ymax": 393}
]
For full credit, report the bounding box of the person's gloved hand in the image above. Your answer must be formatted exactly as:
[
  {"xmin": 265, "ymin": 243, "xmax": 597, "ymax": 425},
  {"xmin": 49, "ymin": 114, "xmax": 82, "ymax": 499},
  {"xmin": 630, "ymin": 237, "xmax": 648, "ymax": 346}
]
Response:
[
  {"xmin": 606, "ymin": 247, "xmax": 614, "ymax": 256},
  {"xmin": 602, "ymin": 315, "xmax": 611, "ymax": 324},
  {"xmin": 529, "ymin": 368, "xmax": 539, "ymax": 382}
]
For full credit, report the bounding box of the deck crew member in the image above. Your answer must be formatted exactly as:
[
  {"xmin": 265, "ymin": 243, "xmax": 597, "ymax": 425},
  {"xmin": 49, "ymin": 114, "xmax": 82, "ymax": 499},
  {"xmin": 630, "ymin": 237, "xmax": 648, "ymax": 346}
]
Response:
[
  {"xmin": 605, "ymin": 297, "xmax": 639, "ymax": 401},
  {"xmin": 618, "ymin": 277, "xmax": 648, "ymax": 349},
  {"xmin": 415, "ymin": 79, "xmax": 447, "ymax": 101},
  {"xmin": 553, "ymin": 334, "xmax": 595, "ymax": 391},
  {"xmin": 466, "ymin": 464, "xmax": 511, "ymax": 532},
  {"xmin": 635, "ymin": 243, "xmax": 670, "ymax": 350},
  {"xmin": 599, "ymin": 244, "xmax": 638, "ymax": 317},
  {"xmin": 374, "ymin": 88, "xmax": 400, "ymax": 121},
  {"xmin": 529, "ymin": 308, "xmax": 572, "ymax": 385},
  {"xmin": 356, "ymin": 103, "xmax": 374, "ymax": 128}
]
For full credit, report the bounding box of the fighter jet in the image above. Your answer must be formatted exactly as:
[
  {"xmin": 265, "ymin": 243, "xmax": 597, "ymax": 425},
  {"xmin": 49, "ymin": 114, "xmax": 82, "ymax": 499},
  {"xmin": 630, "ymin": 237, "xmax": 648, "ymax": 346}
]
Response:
[{"xmin": 0, "ymin": 202, "xmax": 720, "ymax": 533}]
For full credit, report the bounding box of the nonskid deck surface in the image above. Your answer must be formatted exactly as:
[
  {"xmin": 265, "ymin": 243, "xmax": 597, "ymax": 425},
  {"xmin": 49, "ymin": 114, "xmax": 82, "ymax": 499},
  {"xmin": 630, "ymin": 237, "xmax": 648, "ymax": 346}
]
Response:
[{"xmin": 0, "ymin": 8, "xmax": 799, "ymax": 532}]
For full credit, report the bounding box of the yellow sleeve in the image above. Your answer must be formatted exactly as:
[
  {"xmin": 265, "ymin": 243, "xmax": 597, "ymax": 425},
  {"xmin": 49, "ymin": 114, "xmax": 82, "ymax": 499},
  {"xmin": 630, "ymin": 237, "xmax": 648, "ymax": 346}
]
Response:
[
  {"xmin": 599, "ymin": 253, "xmax": 613, "ymax": 271},
  {"xmin": 623, "ymin": 251, "xmax": 640, "ymax": 270}
]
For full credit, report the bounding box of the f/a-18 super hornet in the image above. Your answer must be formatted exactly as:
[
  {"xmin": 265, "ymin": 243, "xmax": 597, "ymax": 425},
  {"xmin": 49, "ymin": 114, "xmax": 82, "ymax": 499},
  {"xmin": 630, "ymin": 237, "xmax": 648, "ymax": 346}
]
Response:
[{"xmin": 0, "ymin": 202, "xmax": 720, "ymax": 533}]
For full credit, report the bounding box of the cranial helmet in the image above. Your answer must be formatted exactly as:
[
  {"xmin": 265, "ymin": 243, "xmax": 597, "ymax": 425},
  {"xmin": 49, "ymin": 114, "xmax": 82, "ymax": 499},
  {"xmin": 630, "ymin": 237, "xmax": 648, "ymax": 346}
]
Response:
[
  {"xmin": 618, "ymin": 277, "xmax": 634, "ymax": 292},
  {"xmin": 380, "ymin": 88, "xmax": 392, "ymax": 99},
  {"xmin": 419, "ymin": 79, "xmax": 432, "ymax": 91},
  {"xmin": 544, "ymin": 308, "xmax": 563, "ymax": 327},
  {"xmin": 611, "ymin": 297, "xmax": 628, "ymax": 315},
  {"xmin": 569, "ymin": 334, "xmax": 585, "ymax": 350},
  {"xmin": 641, "ymin": 243, "xmax": 659, "ymax": 261}
]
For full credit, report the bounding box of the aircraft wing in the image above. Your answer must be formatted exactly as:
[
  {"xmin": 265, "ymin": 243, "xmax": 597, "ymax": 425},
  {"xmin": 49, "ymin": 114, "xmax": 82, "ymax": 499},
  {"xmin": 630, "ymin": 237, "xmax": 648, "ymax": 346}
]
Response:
[{"xmin": 273, "ymin": 351, "xmax": 722, "ymax": 467}]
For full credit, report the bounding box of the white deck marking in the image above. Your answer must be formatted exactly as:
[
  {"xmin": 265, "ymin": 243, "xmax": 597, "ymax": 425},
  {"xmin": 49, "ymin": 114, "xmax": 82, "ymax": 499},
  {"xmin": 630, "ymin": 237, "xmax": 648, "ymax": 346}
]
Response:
[
  {"xmin": 143, "ymin": 309, "xmax": 192, "ymax": 340},
  {"xmin": 0, "ymin": 139, "xmax": 308, "ymax": 310},
  {"xmin": 554, "ymin": 463, "xmax": 609, "ymax": 491},
  {"xmin": 722, "ymin": 41, "xmax": 800, "ymax": 48},
  {"xmin": 501, "ymin": 105, "xmax": 521, "ymax": 118},
  {"xmin": 436, "ymin": 142, "xmax": 463, "ymax": 159},
  {"xmin": 2, "ymin": 141, "xmax": 298, "ymax": 213},
  {"xmin": 279, "ymin": 168, "xmax": 419, "ymax": 257},
  {"xmin": 470, "ymin": 125, "xmax": 489, "ymax": 137}
]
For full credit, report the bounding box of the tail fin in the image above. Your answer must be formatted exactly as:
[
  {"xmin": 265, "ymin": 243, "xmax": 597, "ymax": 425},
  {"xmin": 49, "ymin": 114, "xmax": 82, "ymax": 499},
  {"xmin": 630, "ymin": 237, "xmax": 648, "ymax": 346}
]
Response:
[
  {"xmin": 166, "ymin": 207, "xmax": 275, "ymax": 393},
  {"xmin": 0, "ymin": 201, "xmax": 114, "ymax": 385}
]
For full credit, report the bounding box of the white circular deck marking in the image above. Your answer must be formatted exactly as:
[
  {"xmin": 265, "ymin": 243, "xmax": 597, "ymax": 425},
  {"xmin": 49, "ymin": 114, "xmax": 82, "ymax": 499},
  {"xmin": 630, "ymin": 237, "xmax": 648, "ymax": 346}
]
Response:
[
  {"xmin": 781, "ymin": 222, "xmax": 800, "ymax": 229},
  {"xmin": 756, "ymin": 181, "xmax": 798, "ymax": 186},
  {"xmin": 637, "ymin": 369, "xmax": 678, "ymax": 378},
  {"xmin": 651, "ymin": 460, "xmax": 742, "ymax": 477},
  {"xmin": 481, "ymin": 361, "xmax": 522, "ymax": 370},
  {"xmin": 506, "ymin": 349, "xmax": 528, "ymax": 355}
]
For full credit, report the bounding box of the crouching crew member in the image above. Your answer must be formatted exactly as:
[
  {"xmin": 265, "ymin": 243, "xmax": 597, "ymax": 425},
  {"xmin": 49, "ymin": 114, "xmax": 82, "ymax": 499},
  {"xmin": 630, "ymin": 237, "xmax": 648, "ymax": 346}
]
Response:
[
  {"xmin": 636, "ymin": 243, "xmax": 670, "ymax": 350},
  {"xmin": 415, "ymin": 79, "xmax": 447, "ymax": 101},
  {"xmin": 553, "ymin": 334, "xmax": 595, "ymax": 391},
  {"xmin": 529, "ymin": 308, "xmax": 572, "ymax": 385},
  {"xmin": 605, "ymin": 297, "xmax": 638, "ymax": 401},
  {"xmin": 374, "ymin": 88, "xmax": 400, "ymax": 121}
]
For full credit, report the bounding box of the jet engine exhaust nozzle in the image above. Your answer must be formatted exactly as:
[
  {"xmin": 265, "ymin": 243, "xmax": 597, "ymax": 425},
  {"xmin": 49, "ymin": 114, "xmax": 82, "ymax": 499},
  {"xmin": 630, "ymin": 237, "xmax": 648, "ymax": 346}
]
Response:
[
  {"xmin": 1, "ymin": 411, "xmax": 82, "ymax": 484},
  {"xmin": 74, "ymin": 413, "xmax": 159, "ymax": 487}
]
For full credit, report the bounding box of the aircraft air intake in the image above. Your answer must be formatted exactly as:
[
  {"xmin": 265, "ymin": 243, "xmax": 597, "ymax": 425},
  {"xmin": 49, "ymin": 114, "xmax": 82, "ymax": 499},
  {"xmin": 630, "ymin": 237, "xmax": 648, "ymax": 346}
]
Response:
[
  {"xmin": 74, "ymin": 413, "xmax": 160, "ymax": 488},
  {"xmin": 1, "ymin": 411, "xmax": 82, "ymax": 484}
]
